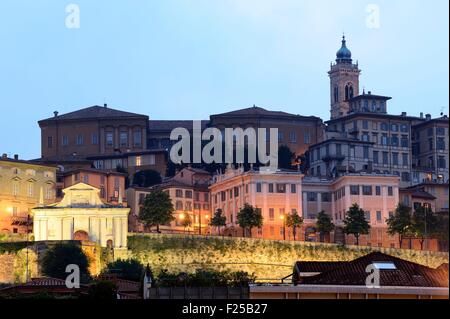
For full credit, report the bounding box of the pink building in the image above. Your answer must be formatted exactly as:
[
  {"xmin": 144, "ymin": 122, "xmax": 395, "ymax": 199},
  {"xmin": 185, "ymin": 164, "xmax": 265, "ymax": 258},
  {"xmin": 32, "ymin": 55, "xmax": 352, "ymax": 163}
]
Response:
[
  {"xmin": 61, "ymin": 168, "xmax": 127, "ymax": 205},
  {"xmin": 209, "ymin": 167, "xmax": 440, "ymax": 250},
  {"xmin": 210, "ymin": 167, "xmax": 303, "ymax": 239}
]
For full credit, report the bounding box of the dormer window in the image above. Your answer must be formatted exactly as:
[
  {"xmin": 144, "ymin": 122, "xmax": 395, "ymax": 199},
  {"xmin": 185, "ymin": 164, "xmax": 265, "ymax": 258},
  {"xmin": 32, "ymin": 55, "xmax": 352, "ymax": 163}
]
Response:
[{"xmin": 373, "ymin": 262, "xmax": 396, "ymax": 270}]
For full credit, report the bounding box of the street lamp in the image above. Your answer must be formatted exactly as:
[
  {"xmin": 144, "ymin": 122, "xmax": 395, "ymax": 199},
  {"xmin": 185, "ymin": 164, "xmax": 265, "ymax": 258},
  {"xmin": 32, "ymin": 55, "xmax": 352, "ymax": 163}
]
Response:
[
  {"xmin": 205, "ymin": 214, "xmax": 210, "ymax": 235},
  {"xmin": 280, "ymin": 214, "xmax": 286, "ymax": 241}
]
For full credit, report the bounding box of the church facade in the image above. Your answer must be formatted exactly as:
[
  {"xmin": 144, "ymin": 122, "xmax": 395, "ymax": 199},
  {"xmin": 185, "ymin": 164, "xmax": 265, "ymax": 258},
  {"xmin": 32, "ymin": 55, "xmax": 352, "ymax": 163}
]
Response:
[{"xmin": 32, "ymin": 182, "xmax": 129, "ymax": 250}]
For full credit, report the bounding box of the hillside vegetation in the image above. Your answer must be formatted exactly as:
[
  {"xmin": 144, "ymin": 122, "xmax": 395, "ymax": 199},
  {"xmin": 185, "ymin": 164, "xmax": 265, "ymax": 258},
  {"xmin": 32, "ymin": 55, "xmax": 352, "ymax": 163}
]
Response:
[{"xmin": 127, "ymin": 233, "xmax": 449, "ymax": 280}]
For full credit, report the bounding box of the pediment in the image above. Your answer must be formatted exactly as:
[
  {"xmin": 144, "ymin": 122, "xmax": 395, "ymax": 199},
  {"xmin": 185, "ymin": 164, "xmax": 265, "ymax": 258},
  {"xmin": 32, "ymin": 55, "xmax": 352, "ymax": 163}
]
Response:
[{"xmin": 57, "ymin": 182, "xmax": 104, "ymax": 207}]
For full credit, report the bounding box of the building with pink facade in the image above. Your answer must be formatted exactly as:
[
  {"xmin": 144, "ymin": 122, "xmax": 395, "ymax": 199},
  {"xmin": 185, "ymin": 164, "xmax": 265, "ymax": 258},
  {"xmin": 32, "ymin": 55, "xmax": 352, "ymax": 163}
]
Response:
[
  {"xmin": 210, "ymin": 167, "xmax": 303, "ymax": 239},
  {"xmin": 209, "ymin": 167, "xmax": 440, "ymax": 250}
]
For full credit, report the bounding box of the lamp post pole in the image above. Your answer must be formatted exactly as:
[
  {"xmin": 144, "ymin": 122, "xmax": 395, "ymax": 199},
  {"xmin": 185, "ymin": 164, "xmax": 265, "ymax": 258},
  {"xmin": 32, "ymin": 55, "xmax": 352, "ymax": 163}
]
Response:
[
  {"xmin": 26, "ymin": 214, "xmax": 30, "ymax": 282},
  {"xmin": 280, "ymin": 214, "xmax": 286, "ymax": 241},
  {"xmin": 198, "ymin": 208, "xmax": 201, "ymax": 235}
]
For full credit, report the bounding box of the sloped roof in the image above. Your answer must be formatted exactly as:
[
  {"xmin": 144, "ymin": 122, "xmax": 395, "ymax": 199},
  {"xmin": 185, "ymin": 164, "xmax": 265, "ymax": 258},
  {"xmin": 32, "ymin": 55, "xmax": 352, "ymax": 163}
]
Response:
[
  {"xmin": 39, "ymin": 105, "xmax": 148, "ymax": 124},
  {"xmin": 300, "ymin": 252, "xmax": 449, "ymax": 287},
  {"xmin": 295, "ymin": 261, "xmax": 347, "ymax": 273},
  {"xmin": 400, "ymin": 186, "xmax": 437, "ymax": 200},
  {"xmin": 210, "ymin": 106, "xmax": 320, "ymax": 121}
]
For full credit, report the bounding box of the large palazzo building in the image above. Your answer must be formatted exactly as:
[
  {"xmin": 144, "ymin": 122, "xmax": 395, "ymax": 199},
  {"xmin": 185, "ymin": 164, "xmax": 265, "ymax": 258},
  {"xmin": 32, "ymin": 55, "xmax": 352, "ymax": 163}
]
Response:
[
  {"xmin": 208, "ymin": 166, "xmax": 413, "ymax": 249},
  {"xmin": 0, "ymin": 155, "xmax": 57, "ymax": 234}
]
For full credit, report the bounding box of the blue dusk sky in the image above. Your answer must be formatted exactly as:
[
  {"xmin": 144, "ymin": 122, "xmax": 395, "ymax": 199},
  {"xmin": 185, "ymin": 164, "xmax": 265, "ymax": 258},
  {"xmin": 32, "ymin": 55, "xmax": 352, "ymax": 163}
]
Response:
[{"xmin": 0, "ymin": 0, "xmax": 448, "ymax": 160}]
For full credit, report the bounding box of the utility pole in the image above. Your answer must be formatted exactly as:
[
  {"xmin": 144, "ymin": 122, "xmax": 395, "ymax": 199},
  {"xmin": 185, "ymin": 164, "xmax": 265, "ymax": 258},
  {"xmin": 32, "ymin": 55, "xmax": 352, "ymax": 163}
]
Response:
[{"xmin": 26, "ymin": 214, "xmax": 30, "ymax": 282}]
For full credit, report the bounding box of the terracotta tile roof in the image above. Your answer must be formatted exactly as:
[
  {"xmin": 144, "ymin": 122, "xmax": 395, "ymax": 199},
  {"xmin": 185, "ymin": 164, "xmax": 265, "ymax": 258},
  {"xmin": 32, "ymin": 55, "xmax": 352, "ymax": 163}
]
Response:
[
  {"xmin": 39, "ymin": 105, "xmax": 148, "ymax": 124},
  {"xmin": 155, "ymin": 178, "xmax": 209, "ymax": 191},
  {"xmin": 115, "ymin": 279, "xmax": 140, "ymax": 293},
  {"xmin": 294, "ymin": 261, "xmax": 347, "ymax": 273},
  {"xmin": 24, "ymin": 277, "xmax": 67, "ymax": 286},
  {"xmin": 299, "ymin": 252, "xmax": 449, "ymax": 287},
  {"xmin": 30, "ymin": 155, "xmax": 93, "ymax": 164},
  {"xmin": 401, "ymin": 186, "xmax": 437, "ymax": 200},
  {"xmin": 210, "ymin": 106, "xmax": 320, "ymax": 121}
]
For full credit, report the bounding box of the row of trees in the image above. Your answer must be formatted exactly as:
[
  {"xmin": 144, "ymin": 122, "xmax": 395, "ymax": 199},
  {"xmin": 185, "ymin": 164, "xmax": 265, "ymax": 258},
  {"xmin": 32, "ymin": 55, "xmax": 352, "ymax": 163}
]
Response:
[
  {"xmin": 138, "ymin": 190, "xmax": 448, "ymax": 249},
  {"xmin": 387, "ymin": 203, "xmax": 448, "ymax": 250},
  {"xmin": 138, "ymin": 190, "xmax": 338, "ymax": 241}
]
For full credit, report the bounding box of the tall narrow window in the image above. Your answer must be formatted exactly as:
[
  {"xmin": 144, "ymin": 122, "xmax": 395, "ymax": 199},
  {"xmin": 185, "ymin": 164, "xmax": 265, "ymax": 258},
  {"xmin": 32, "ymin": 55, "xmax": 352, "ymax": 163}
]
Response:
[
  {"xmin": 120, "ymin": 132, "xmax": 128, "ymax": 147},
  {"xmin": 134, "ymin": 130, "xmax": 142, "ymax": 147},
  {"xmin": 47, "ymin": 136, "xmax": 53, "ymax": 148},
  {"xmin": 91, "ymin": 133, "xmax": 98, "ymax": 145},
  {"xmin": 76, "ymin": 135, "xmax": 84, "ymax": 145},
  {"xmin": 106, "ymin": 132, "xmax": 113, "ymax": 147}
]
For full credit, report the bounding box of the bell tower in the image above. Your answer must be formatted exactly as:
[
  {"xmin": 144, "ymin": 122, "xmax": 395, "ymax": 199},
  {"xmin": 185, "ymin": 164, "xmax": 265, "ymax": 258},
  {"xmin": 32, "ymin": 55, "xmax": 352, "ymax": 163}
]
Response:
[{"xmin": 328, "ymin": 35, "xmax": 361, "ymax": 119}]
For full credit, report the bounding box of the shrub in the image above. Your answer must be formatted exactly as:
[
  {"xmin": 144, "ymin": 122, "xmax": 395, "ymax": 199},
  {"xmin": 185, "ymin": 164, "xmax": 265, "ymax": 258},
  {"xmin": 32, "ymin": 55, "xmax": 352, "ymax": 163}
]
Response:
[
  {"xmin": 103, "ymin": 258, "xmax": 145, "ymax": 282},
  {"xmin": 86, "ymin": 281, "xmax": 117, "ymax": 300},
  {"xmin": 41, "ymin": 243, "xmax": 89, "ymax": 281}
]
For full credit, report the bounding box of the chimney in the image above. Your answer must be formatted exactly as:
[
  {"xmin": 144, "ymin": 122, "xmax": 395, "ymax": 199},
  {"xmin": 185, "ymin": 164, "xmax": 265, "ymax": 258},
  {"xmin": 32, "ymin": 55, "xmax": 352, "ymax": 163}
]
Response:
[
  {"xmin": 401, "ymin": 112, "xmax": 407, "ymax": 116},
  {"xmin": 368, "ymin": 91, "xmax": 372, "ymax": 95},
  {"xmin": 425, "ymin": 114, "xmax": 432, "ymax": 120},
  {"xmin": 420, "ymin": 112, "xmax": 424, "ymax": 118},
  {"xmin": 13, "ymin": 154, "xmax": 18, "ymax": 160},
  {"xmin": 54, "ymin": 111, "xmax": 59, "ymax": 117},
  {"xmin": 104, "ymin": 103, "xmax": 108, "ymax": 108},
  {"xmin": 2, "ymin": 153, "xmax": 7, "ymax": 159}
]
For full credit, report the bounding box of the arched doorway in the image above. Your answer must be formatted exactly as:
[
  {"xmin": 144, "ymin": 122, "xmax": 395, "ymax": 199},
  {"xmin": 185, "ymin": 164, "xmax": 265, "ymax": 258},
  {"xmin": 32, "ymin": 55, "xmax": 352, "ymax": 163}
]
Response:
[
  {"xmin": 304, "ymin": 227, "xmax": 317, "ymax": 242},
  {"xmin": 73, "ymin": 230, "xmax": 89, "ymax": 241},
  {"xmin": 106, "ymin": 239, "xmax": 114, "ymax": 249}
]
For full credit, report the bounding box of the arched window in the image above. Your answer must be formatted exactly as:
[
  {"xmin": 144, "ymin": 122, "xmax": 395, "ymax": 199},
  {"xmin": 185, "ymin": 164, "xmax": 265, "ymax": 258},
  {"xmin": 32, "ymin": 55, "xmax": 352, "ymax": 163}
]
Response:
[
  {"xmin": 345, "ymin": 83, "xmax": 354, "ymax": 101},
  {"xmin": 334, "ymin": 86, "xmax": 339, "ymax": 103}
]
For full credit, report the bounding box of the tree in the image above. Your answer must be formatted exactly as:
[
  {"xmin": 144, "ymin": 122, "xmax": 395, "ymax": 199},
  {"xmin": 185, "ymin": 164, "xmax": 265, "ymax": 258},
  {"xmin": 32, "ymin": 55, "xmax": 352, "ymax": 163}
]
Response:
[
  {"xmin": 316, "ymin": 211, "xmax": 335, "ymax": 242},
  {"xmin": 87, "ymin": 281, "xmax": 117, "ymax": 300},
  {"xmin": 278, "ymin": 145, "xmax": 295, "ymax": 170},
  {"xmin": 41, "ymin": 243, "xmax": 89, "ymax": 281},
  {"xmin": 286, "ymin": 210, "xmax": 303, "ymax": 240},
  {"xmin": 139, "ymin": 190, "xmax": 175, "ymax": 233},
  {"xmin": 210, "ymin": 209, "xmax": 226, "ymax": 235},
  {"xmin": 181, "ymin": 212, "xmax": 192, "ymax": 233},
  {"xmin": 411, "ymin": 206, "xmax": 438, "ymax": 250},
  {"xmin": 343, "ymin": 203, "xmax": 370, "ymax": 245},
  {"xmin": 132, "ymin": 169, "xmax": 162, "ymax": 188},
  {"xmin": 298, "ymin": 151, "xmax": 310, "ymax": 174},
  {"xmin": 103, "ymin": 259, "xmax": 145, "ymax": 282},
  {"xmin": 433, "ymin": 213, "xmax": 449, "ymax": 251},
  {"xmin": 386, "ymin": 203, "xmax": 413, "ymax": 248},
  {"xmin": 236, "ymin": 204, "xmax": 263, "ymax": 238}
]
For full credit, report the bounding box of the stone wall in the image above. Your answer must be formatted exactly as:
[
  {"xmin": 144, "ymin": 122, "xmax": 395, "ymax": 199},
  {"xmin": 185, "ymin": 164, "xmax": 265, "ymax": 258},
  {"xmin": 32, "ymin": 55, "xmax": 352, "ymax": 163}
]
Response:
[
  {"xmin": 0, "ymin": 241, "xmax": 101, "ymax": 284},
  {"xmin": 127, "ymin": 233, "xmax": 449, "ymax": 280}
]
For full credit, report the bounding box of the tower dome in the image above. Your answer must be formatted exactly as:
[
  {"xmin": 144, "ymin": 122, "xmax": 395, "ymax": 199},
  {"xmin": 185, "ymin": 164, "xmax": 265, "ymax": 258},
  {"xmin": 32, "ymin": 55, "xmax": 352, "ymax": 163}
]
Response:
[{"xmin": 336, "ymin": 35, "xmax": 352, "ymax": 63}]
